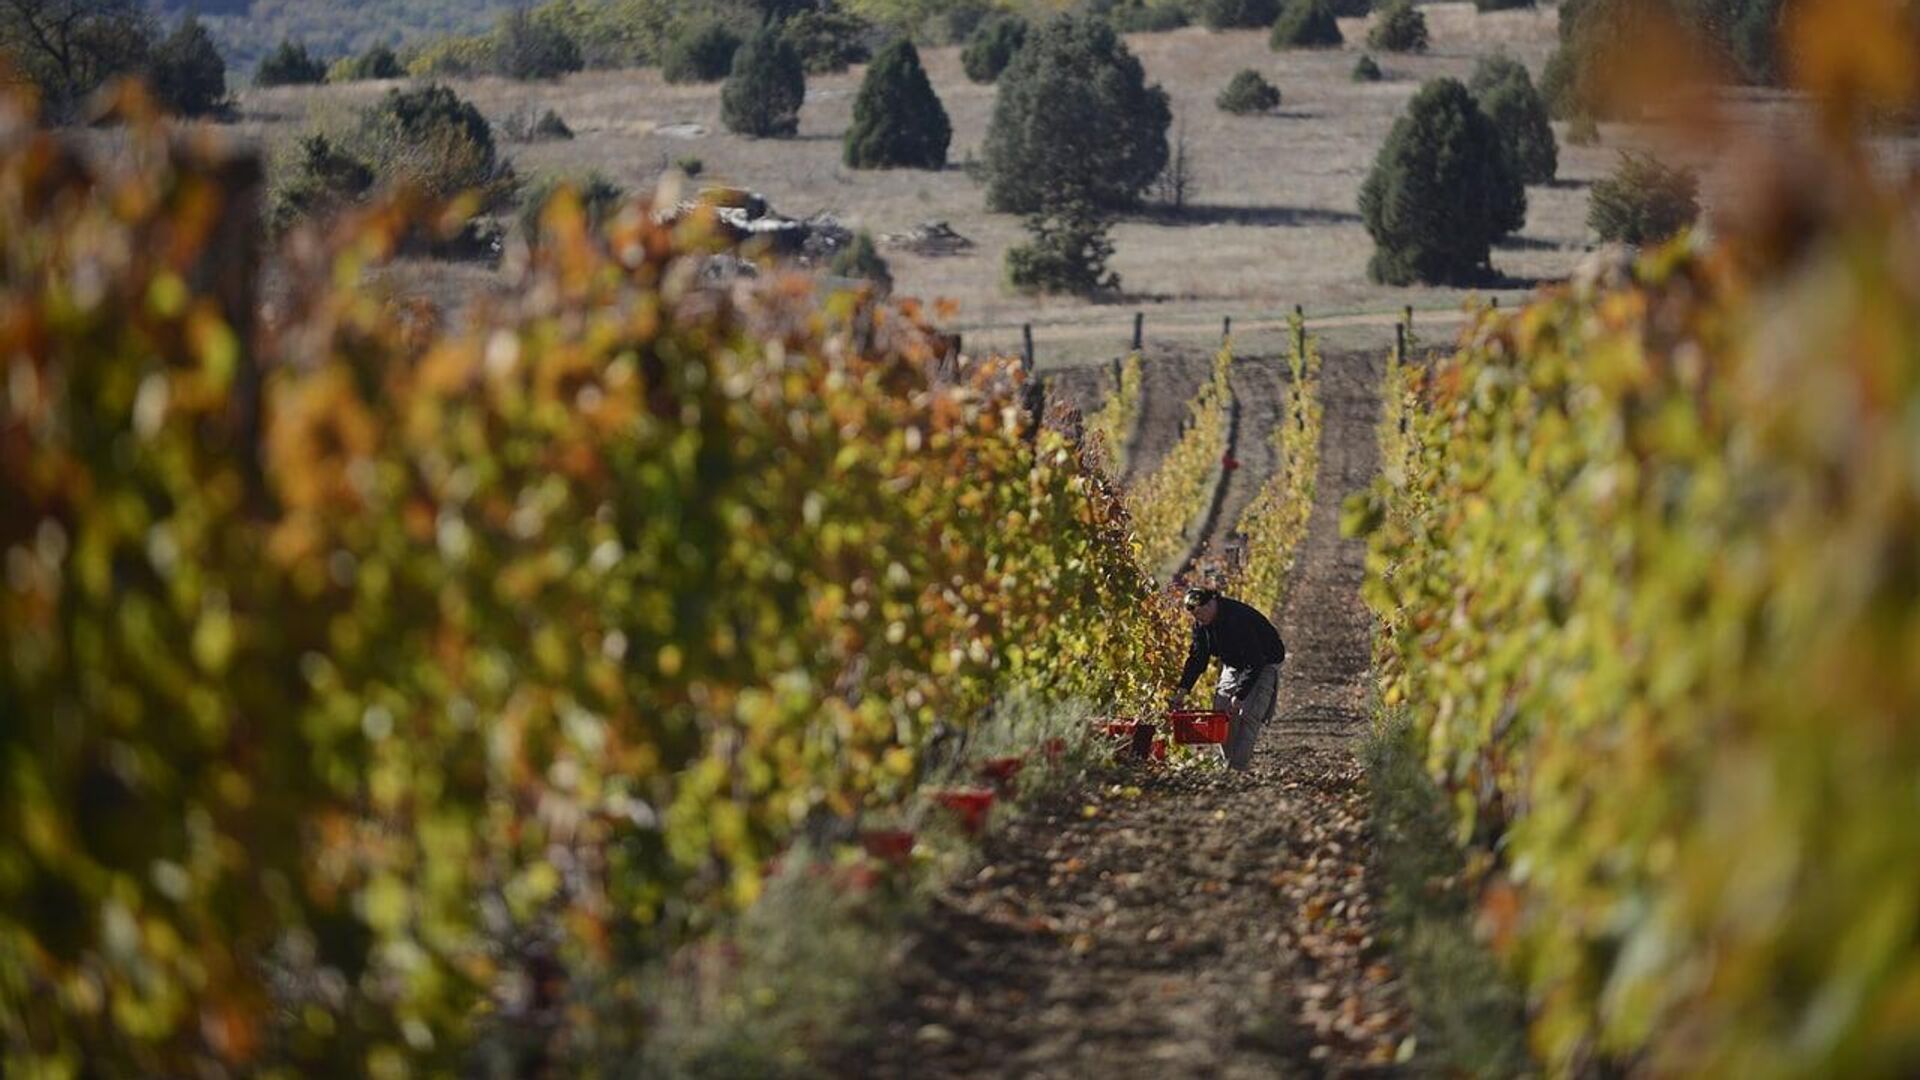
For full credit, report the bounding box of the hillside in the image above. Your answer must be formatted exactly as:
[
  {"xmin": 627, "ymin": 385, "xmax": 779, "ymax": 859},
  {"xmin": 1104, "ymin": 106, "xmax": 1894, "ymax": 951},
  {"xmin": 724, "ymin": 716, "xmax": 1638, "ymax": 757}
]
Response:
[{"xmin": 156, "ymin": 0, "xmax": 516, "ymax": 71}]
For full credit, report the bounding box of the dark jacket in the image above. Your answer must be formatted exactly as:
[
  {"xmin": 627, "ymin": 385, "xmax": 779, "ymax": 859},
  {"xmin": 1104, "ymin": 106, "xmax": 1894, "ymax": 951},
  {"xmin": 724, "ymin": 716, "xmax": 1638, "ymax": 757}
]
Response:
[{"xmin": 1178, "ymin": 596, "xmax": 1286, "ymax": 698}]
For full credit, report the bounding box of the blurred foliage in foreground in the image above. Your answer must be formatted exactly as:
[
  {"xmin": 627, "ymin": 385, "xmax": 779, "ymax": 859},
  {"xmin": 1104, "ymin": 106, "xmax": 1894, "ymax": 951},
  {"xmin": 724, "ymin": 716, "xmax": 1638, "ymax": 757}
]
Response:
[
  {"xmin": 1351, "ymin": 1, "xmax": 1920, "ymax": 1072},
  {"xmin": 0, "ymin": 81, "xmax": 1192, "ymax": 1073}
]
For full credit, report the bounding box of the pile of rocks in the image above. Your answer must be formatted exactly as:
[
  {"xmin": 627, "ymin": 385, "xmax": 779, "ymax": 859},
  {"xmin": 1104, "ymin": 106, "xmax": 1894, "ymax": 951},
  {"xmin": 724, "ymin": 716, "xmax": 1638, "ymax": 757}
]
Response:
[{"xmin": 881, "ymin": 220, "xmax": 975, "ymax": 256}]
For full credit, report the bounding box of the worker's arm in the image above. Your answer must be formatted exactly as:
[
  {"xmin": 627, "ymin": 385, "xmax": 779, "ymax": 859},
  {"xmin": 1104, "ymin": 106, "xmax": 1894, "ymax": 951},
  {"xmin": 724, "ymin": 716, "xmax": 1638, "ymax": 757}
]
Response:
[{"xmin": 1175, "ymin": 624, "xmax": 1210, "ymax": 698}]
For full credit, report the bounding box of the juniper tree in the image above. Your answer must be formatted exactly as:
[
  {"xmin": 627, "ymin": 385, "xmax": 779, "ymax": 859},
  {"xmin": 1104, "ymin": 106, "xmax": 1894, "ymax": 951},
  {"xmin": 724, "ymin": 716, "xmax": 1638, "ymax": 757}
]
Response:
[
  {"xmin": 721, "ymin": 27, "xmax": 805, "ymax": 138},
  {"xmin": 1217, "ymin": 69, "xmax": 1282, "ymax": 114},
  {"xmin": 982, "ymin": 15, "xmax": 1170, "ymax": 214},
  {"xmin": 1358, "ymin": 78, "xmax": 1525, "ymax": 284},
  {"xmin": 1471, "ymin": 56, "xmax": 1557, "ymax": 184},
  {"xmin": 830, "ymin": 231, "xmax": 894, "ymax": 294},
  {"xmin": 255, "ymin": 39, "xmax": 327, "ymax": 87},
  {"xmin": 149, "ymin": 13, "xmax": 227, "ymax": 116},
  {"xmin": 1197, "ymin": 0, "xmax": 1281, "ymax": 29},
  {"xmin": 1367, "ymin": 0, "xmax": 1428, "ymax": 53},
  {"xmin": 962, "ymin": 13, "xmax": 1027, "ymax": 83},
  {"xmin": 845, "ymin": 38, "xmax": 950, "ymax": 169},
  {"xmin": 1270, "ymin": 0, "xmax": 1344, "ymax": 48}
]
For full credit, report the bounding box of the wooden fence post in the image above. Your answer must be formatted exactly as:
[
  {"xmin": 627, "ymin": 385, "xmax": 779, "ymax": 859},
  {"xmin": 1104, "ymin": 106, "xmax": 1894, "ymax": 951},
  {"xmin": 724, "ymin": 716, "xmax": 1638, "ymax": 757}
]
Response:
[
  {"xmin": 1222, "ymin": 315, "xmax": 1232, "ymax": 343},
  {"xmin": 1132, "ymin": 311, "xmax": 1144, "ymax": 352},
  {"xmin": 1022, "ymin": 323, "xmax": 1035, "ymax": 373}
]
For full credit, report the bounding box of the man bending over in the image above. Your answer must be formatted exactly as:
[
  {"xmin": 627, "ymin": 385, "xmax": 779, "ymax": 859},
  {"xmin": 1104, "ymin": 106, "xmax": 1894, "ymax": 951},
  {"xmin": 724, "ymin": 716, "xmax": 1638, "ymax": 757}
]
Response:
[{"xmin": 1171, "ymin": 587, "xmax": 1285, "ymax": 771}]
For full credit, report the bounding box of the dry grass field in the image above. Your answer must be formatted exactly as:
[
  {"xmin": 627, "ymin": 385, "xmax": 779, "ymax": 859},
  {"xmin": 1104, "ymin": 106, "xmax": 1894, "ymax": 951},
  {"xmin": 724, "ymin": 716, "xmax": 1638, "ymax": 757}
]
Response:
[{"xmin": 231, "ymin": 2, "xmax": 1653, "ymax": 367}]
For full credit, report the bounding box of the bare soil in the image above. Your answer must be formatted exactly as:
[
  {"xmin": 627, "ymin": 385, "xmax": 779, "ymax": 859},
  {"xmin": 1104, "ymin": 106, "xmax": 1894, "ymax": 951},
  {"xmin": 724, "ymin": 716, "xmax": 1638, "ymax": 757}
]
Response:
[{"xmin": 838, "ymin": 346, "xmax": 1408, "ymax": 1077}]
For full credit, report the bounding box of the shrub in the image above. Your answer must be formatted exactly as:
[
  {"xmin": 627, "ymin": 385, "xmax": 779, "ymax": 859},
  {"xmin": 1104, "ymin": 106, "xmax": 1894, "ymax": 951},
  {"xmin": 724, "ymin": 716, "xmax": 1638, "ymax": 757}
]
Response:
[
  {"xmin": 781, "ymin": 9, "xmax": 872, "ymax": 74},
  {"xmin": 721, "ymin": 27, "xmax": 805, "ymax": 138},
  {"xmin": 829, "ymin": 231, "xmax": 893, "ymax": 293},
  {"xmin": 328, "ymin": 44, "xmax": 403, "ymax": 82},
  {"xmin": 356, "ymin": 82, "xmax": 517, "ymax": 207},
  {"xmin": 270, "ymin": 83, "xmax": 517, "ymax": 245},
  {"xmin": 1216, "ymin": 69, "xmax": 1281, "ymax": 114},
  {"xmin": 676, "ymin": 155, "xmax": 704, "ymax": 176},
  {"xmin": 1270, "ymin": 0, "xmax": 1344, "ymax": 48},
  {"xmin": 268, "ymin": 132, "xmax": 374, "ymax": 233},
  {"xmin": 1007, "ymin": 203, "xmax": 1119, "ymax": 296},
  {"xmin": 504, "ymin": 105, "xmax": 574, "ymax": 141},
  {"xmin": 1197, "ymin": 0, "xmax": 1282, "ymax": 29},
  {"xmin": 496, "ymin": 9, "xmax": 583, "ymax": 80},
  {"xmin": 406, "ymin": 34, "xmax": 496, "ymax": 78},
  {"xmin": 844, "ymin": 38, "xmax": 950, "ymax": 170},
  {"xmin": 938, "ymin": 0, "xmax": 997, "ymax": 43},
  {"xmin": 1358, "ymin": 77, "xmax": 1525, "ymax": 284},
  {"xmin": 517, "ymin": 171, "xmax": 625, "ymax": 240},
  {"xmin": 1565, "ymin": 112, "xmax": 1599, "ymax": 144},
  {"xmin": 1471, "ymin": 55, "xmax": 1557, "ymax": 184},
  {"xmin": 149, "ymin": 14, "xmax": 227, "ymax": 117},
  {"xmin": 661, "ymin": 19, "xmax": 741, "ymax": 84},
  {"xmin": 1367, "ymin": 0, "xmax": 1428, "ymax": 52},
  {"xmin": 1588, "ymin": 151, "xmax": 1698, "ymax": 245},
  {"xmin": 1474, "ymin": 0, "xmax": 1534, "ymax": 9},
  {"xmin": 255, "ymin": 39, "xmax": 327, "ymax": 86},
  {"xmin": 1097, "ymin": 0, "xmax": 1193, "ymax": 32},
  {"xmin": 982, "ymin": 15, "xmax": 1171, "ymax": 215},
  {"xmin": 962, "ymin": 13, "xmax": 1028, "ymax": 84},
  {"xmin": 1352, "ymin": 53, "xmax": 1384, "ymax": 80}
]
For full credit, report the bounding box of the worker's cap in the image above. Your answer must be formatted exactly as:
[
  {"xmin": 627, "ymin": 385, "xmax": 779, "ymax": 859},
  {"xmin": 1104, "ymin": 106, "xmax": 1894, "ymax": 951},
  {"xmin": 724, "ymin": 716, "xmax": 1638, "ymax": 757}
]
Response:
[{"xmin": 1183, "ymin": 587, "xmax": 1219, "ymax": 611}]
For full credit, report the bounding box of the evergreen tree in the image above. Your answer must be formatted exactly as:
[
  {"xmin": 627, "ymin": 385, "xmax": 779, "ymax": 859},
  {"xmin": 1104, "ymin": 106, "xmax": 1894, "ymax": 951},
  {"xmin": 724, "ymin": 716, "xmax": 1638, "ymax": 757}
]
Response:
[
  {"xmin": 830, "ymin": 231, "xmax": 894, "ymax": 294},
  {"xmin": 1217, "ymin": 69, "xmax": 1282, "ymax": 114},
  {"xmin": 255, "ymin": 39, "xmax": 327, "ymax": 87},
  {"xmin": 962, "ymin": 14, "xmax": 1027, "ymax": 84},
  {"xmin": 1352, "ymin": 53, "xmax": 1384, "ymax": 81},
  {"xmin": 982, "ymin": 15, "xmax": 1170, "ymax": 215},
  {"xmin": 1270, "ymin": 0, "xmax": 1344, "ymax": 48},
  {"xmin": 1471, "ymin": 55, "xmax": 1557, "ymax": 184},
  {"xmin": 1006, "ymin": 201, "xmax": 1118, "ymax": 296},
  {"xmin": 1197, "ymin": 0, "xmax": 1282, "ymax": 30},
  {"xmin": 1367, "ymin": 0, "xmax": 1428, "ymax": 52},
  {"xmin": 1358, "ymin": 78, "xmax": 1525, "ymax": 284},
  {"xmin": 721, "ymin": 27, "xmax": 805, "ymax": 138},
  {"xmin": 150, "ymin": 14, "xmax": 227, "ymax": 116},
  {"xmin": 782, "ymin": 9, "xmax": 872, "ymax": 74},
  {"xmin": 845, "ymin": 39, "xmax": 951, "ymax": 170},
  {"xmin": 661, "ymin": 19, "xmax": 741, "ymax": 84}
]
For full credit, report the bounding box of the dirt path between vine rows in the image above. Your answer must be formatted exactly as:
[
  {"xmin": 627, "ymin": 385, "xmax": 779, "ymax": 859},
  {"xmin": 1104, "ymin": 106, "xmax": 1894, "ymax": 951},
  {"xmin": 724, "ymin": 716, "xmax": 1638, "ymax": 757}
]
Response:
[{"xmin": 840, "ymin": 349, "xmax": 1412, "ymax": 1078}]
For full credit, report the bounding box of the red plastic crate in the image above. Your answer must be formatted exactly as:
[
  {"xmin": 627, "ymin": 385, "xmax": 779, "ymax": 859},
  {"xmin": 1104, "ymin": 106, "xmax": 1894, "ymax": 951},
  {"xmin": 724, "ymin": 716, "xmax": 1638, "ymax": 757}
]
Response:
[
  {"xmin": 1167, "ymin": 710, "xmax": 1230, "ymax": 745},
  {"xmin": 1150, "ymin": 737, "xmax": 1167, "ymax": 762},
  {"xmin": 1043, "ymin": 737, "xmax": 1067, "ymax": 762},
  {"xmin": 931, "ymin": 788, "xmax": 996, "ymax": 835},
  {"xmin": 1095, "ymin": 717, "xmax": 1139, "ymax": 740},
  {"xmin": 859, "ymin": 829, "xmax": 915, "ymax": 865},
  {"xmin": 979, "ymin": 755, "xmax": 1025, "ymax": 783}
]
